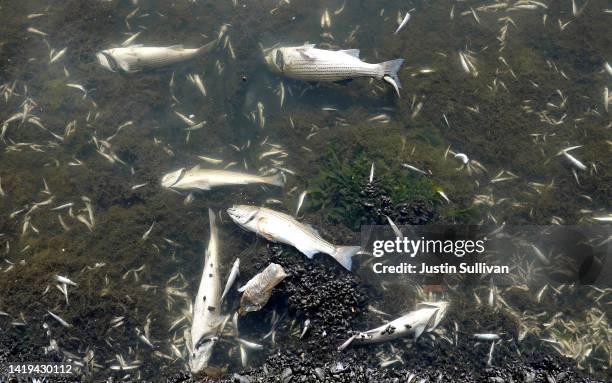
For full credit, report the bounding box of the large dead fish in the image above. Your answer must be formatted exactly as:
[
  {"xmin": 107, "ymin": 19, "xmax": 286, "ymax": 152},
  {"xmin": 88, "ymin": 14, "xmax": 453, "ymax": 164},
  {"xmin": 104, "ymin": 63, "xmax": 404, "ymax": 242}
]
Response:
[
  {"xmin": 161, "ymin": 166, "xmax": 284, "ymax": 191},
  {"xmin": 264, "ymin": 44, "xmax": 404, "ymax": 96},
  {"xmin": 190, "ymin": 209, "xmax": 224, "ymax": 373},
  {"xmin": 238, "ymin": 263, "xmax": 288, "ymax": 314},
  {"xmin": 226, "ymin": 205, "xmax": 360, "ymax": 271},
  {"xmin": 97, "ymin": 40, "xmax": 216, "ymax": 73},
  {"xmin": 338, "ymin": 301, "xmax": 449, "ymax": 350}
]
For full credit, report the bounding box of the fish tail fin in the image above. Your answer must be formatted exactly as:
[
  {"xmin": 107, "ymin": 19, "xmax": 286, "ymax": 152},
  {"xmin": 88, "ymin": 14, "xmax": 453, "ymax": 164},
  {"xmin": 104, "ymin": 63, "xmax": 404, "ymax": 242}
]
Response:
[
  {"xmin": 264, "ymin": 172, "xmax": 285, "ymax": 187},
  {"xmin": 197, "ymin": 39, "xmax": 217, "ymax": 55},
  {"xmin": 379, "ymin": 59, "xmax": 405, "ymax": 88},
  {"xmin": 338, "ymin": 335, "xmax": 356, "ymax": 351},
  {"xmin": 331, "ymin": 246, "xmax": 360, "ymax": 271}
]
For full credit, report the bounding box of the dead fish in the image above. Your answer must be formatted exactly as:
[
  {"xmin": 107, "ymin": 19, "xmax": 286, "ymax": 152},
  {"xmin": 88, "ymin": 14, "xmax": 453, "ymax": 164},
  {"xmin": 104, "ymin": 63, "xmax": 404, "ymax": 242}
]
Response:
[
  {"xmin": 238, "ymin": 263, "xmax": 288, "ymax": 314},
  {"xmin": 227, "ymin": 205, "xmax": 360, "ymax": 271},
  {"xmin": 220, "ymin": 258, "xmax": 240, "ymax": 303},
  {"xmin": 49, "ymin": 48, "xmax": 67, "ymax": 64},
  {"xmin": 97, "ymin": 40, "xmax": 216, "ymax": 73},
  {"xmin": 47, "ymin": 310, "xmax": 72, "ymax": 328},
  {"xmin": 339, "ymin": 302, "xmax": 449, "ymax": 350},
  {"xmin": 394, "ymin": 11, "xmax": 411, "ymax": 34}
]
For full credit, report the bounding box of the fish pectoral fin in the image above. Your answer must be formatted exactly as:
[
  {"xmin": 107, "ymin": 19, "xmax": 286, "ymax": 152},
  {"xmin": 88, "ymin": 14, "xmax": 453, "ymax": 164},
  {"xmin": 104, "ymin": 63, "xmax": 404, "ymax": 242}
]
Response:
[
  {"xmin": 339, "ymin": 49, "xmax": 360, "ymax": 58},
  {"xmin": 424, "ymin": 308, "xmax": 440, "ymax": 331},
  {"xmin": 115, "ymin": 57, "xmax": 132, "ymax": 73},
  {"xmin": 294, "ymin": 244, "xmax": 318, "ymax": 259},
  {"xmin": 414, "ymin": 324, "xmax": 426, "ymax": 340}
]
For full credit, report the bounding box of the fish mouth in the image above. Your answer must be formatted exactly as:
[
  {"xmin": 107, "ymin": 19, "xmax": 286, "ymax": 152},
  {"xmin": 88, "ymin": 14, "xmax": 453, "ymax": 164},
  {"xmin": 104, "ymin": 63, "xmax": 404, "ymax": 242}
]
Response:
[
  {"xmin": 263, "ymin": 50, "xmax": 281, "ymax": 74},
  {"xmin": 161, "ymin": 168, "xmax": 186, "ymax": 188},
  {"xmin": 227, "ymin": 205, "xmax": 258, "ymax": 225},
  {"xmin": 189, "ymin": 338, "xmax": 217, "ymax": 373}
]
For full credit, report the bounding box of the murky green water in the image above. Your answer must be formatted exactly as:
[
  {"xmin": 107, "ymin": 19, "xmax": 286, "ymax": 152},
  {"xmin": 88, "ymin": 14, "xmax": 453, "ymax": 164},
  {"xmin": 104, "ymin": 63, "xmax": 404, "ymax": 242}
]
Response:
[{"xmin": 0, "ymin": 0, "xmax": 610, "ymax": 381}]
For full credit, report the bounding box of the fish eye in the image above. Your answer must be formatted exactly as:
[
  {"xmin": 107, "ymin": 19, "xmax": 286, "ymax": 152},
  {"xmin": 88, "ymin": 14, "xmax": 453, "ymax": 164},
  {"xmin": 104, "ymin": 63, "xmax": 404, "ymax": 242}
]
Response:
[{"xmin": 275, "ymin": 50, "xmax": 284, "ymax": 71}]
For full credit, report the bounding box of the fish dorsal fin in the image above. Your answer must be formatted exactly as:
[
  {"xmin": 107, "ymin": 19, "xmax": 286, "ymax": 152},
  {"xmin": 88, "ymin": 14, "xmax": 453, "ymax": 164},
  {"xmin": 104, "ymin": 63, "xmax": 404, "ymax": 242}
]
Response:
[
  {"xmin": 168, "ymin": 44, "xmax": 184, "ymax": 50},
  {"xmin": 340, "ymin": 49, "xmax": 360, "ymax": 58}
]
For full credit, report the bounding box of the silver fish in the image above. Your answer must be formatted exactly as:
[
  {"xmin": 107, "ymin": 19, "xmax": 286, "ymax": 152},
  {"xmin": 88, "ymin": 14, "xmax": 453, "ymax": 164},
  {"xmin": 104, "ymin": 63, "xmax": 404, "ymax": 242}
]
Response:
[
  {"xmin": 227, "ymin": 205, "xmax": 360, "ymax": 271},
  {"xmin": 97, "ymin": 40, "xmax": 216, "ymax": 73},
  {"xmin": 161, "ymin": 165, "xmax": 284, "ymax": 191},
  {"xmin": 264, "ymin": 44, "xmax": 404, "ymax": 95},
  {"xmin": 394, "ymin": 12, "xmax": 411, "ymax": 34},
  {"xmin": 238, "ymin": 263, "xmax": 288, "ymax": 314},
  {"xmin": 338, "ymin": 302, "xmax": 449, "ymax": 350},
  {"xmin": 220, "ymin": 258, "xmax": 240, "ymax": 303},
  {"xmin": 190, "ymin": 209, "xmax": 224, "ymax": 373}
]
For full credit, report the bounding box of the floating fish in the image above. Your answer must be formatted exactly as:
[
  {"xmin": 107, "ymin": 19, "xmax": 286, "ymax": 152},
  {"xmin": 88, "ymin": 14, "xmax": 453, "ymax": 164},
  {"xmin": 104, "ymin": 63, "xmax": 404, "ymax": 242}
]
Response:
[
  {"xmin": 338, "ymin": 302, "xmax": 449, "ymax": 350},
  {"xmin": 97, "ymin": 40, "xmax": 216, "ymax": 73},
  {"xmin": 161, "ymin": 166, "xmax": 284, "ymax": 191},
  {"xmin": 190, "ymin": 209, "xmax": 224, "ymax": 373},
  {"xmin": 394, "ymin": 12, "xmax": 411, "ymax": 34},
  {"xmin": 264, "ymin": 44, "xmax": 404, "ymax": 96},
  {"xmin": 220, "ymin": 258, "xmax": 240, "ymax": 303},
  {"xmin": 227, "ymin": 205, "xmax": 360, "ymax": 271},
  {"xmin": 238, "ymin": 263, "xmax": 288, "ymax": 314}
]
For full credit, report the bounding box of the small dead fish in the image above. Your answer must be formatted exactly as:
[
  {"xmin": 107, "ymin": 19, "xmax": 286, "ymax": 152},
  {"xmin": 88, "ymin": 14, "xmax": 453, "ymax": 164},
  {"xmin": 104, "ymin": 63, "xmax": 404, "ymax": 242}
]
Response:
[
  {"xmin": 121, "ymin": 31, "xmax": 141, "ymax": 47},
  {"xmin": 197, "ymin": 155, "xmax": 223, "ymax": 165},
  {"xmin": 220, "ymin": 258, "xmax": 240, "ymax": 303},
  {"xmin": 474, "ymin": 333, "xmax": 501, "ymax": 341},
  {"xmin": 295, "ymin": 190, "xmax": 307, "ymax": 216},
  {"xmin": 402, "ymin": 163, "xmax": 428, "ymax": 175},
  {"xmin": 55, "ymin": 275, "xmax": 77, "ymax": 286},
  {"xmin": 394, "ymin": 12, "xmax": 411, "ymax": 34},
  {"xmin": 238, "ymin": 263, "xmax": 288, "ymax": 314},
  {"xmin": 300, "ymin": 319, "xmax": 311, "ymax": 339},
  {"xmin": 49, "ymin": 48, "xmax": 67, "ymax": 64},
  {"xmin": 66, "ymin": 83, "xmax": 87, "ymax": 99},
  {"xmin": 27, "ymin": 27, "xmax": 47, "ymax": 36},
  {"xmin": 47, "ymin": 310, "xmax": 71, "ymax": 328},
  {"xmin": 142, "ymin": 221, "xmax": 155, "ymax": 241}
]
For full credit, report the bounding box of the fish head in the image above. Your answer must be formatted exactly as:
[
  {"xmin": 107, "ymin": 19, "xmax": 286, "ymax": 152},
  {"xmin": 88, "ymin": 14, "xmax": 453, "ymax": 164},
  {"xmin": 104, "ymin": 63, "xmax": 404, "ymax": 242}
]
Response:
[
  {"xmin": 161, "ymin": 168, "xmax": 186, "ymax": 188},
  {"xmin": 96, "ymin": 50, "xmax": 119, "ymax": 72},
  {"xmin": 227, "ymin": 205, "xmax": 259, "ymax": 226},
  {"xmin": 189, "ymin": 337, "xmax": 217, "ymax": 373},
  {"xmin": 264, "ymin": 48, "xmax": 285, "ymax": 74}
]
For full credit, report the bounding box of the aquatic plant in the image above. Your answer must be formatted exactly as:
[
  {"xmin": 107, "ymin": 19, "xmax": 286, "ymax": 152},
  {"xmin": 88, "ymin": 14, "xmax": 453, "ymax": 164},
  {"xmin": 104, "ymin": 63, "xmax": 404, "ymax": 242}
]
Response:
[{"xmin": 309, "ymin": 147, "xmax": 438, "ymax": 230}]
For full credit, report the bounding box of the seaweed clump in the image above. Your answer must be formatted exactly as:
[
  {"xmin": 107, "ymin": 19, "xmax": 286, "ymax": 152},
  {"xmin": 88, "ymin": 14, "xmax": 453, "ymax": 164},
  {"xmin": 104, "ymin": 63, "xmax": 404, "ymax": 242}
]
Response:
[{"xmin": 309, "ymin": 148, "xmax": 438, "ymax": 230}]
